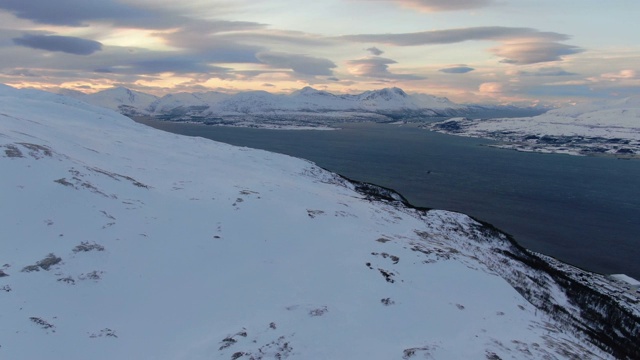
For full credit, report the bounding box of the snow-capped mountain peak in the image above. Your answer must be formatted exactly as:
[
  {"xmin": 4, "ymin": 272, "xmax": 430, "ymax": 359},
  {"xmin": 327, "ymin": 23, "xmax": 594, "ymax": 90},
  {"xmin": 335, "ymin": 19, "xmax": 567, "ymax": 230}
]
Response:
[
  {"xmin": 147, "ymin": 91, "xmax": 230, "ymax": 115},
  {"xmin": 291, "ymin": 86, "xmax": 332, "ymax": 97},
  {"xmin": 74, "ymin": 87, "xmax": 158, "ymax": 116},
  {"xmin": 359, "ymin": 87, "xmax": 409, "ymax": 101}
]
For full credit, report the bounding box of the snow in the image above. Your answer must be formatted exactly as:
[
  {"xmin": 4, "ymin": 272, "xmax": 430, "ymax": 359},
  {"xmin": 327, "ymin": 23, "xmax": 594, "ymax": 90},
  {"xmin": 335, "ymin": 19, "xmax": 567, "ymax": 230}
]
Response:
[
  {"xmin": 203, "ymin": 86, "xmax": 464, "ymax": 114},
  {"xmin": 0, "ymin": 84, "xmax": 629, "ymax": 359},
  {"xmin": 610, "ymin": 274, "xmax": 640, "ymax": 287},
  {"xmin": 73, "ymin": 87, "xmax": 159, "ymax": 114},
  {"xmin": 427, "ymin": 97, "xmax": 640, "ymax": 157},
  {"xmin": 148, "ymin": 91, "xmax": 231, "ymax": 114},
  {"xmin": 73, "ymin": 85, "xmax": 471, "ymax": 129}
]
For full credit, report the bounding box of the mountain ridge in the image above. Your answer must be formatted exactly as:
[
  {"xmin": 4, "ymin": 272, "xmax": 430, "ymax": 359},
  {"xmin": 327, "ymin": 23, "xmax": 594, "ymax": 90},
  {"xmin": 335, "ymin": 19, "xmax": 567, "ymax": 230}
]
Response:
[
  {"xmin": 56, "ymin": 85, "xmax": 549, "ymax": 128},
  {"xmin": 63, "ymin": 86, "xmax": 469, "ymax": 123}
]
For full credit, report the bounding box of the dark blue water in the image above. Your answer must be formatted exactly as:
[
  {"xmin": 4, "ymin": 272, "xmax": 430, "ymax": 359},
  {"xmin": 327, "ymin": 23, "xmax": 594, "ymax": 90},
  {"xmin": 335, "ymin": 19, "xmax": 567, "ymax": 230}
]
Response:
[{"xmin": 135, "ymin": 118, "xmax": 640, "ymax": 279}]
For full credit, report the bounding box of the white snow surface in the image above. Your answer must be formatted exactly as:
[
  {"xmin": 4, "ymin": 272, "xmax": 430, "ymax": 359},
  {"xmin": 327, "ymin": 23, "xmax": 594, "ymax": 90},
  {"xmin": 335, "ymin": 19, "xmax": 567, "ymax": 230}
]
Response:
[
  {"xmin": 460, "ymin": 96, "xmax": 640, "ymax": 138},
  {"xmin": 0, "ymin": 85, "xmax": 614, "ymax": 359},
  {"xmin": 428, "ymin": 97, "xmax": 640, "ymax": 156},
  {"xmin": 71, "ymin": 87, "xmax": 159, "ymax": 114},
  {"xmin": 217, "ymin": 86, "xmax": 464, "ymax": 114},
  {"xmin": 148, "ymin": 91, "xmax": 232, "ymax": 114}
]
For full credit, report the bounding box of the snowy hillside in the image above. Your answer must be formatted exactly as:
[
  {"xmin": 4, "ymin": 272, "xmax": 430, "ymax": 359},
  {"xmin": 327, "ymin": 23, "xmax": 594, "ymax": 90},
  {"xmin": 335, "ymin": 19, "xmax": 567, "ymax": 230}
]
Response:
[
  {"xmin": 148, "ymin": 91, "xmax": 231, "ymax": 115},
  {"xmin": 427, "ymin": 97, "xmax": 640, "ymax": 157},
  {"xmin": 69, "ymin": 87, "xmax": 159, "ymax": 117},
  {"xmin": 80, "ymin": 86, "xmax": 467, "ymax": 127},
  {"xmin": 1, "ymin": 84, "xmax": 639, "ymax": 359}
]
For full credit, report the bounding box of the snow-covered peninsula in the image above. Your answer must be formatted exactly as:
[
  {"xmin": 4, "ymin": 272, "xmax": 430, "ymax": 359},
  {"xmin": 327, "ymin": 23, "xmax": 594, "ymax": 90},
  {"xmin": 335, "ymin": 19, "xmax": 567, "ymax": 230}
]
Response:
[
  {"xmin": 1, "ymin": 84, "xmax": 639, "ymax": 359},
  {"xmin": 427, "ymin": 97, "xmax": 640, "ymax": 157}
]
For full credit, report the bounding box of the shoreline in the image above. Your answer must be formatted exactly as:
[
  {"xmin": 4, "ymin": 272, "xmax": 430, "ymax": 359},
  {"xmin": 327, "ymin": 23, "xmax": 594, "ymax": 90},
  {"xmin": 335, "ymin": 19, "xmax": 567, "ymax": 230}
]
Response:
[
  {"xmin": 342, "ymin": 171, "xmax": 640, "ymax": 319},
  {"xmin": 424, "ymin": 117, "xmax": 640, "ymax": 159},
  {"xmin": 341, "ymin": 168, "xmax": 631, "ymax": 278},
  {"xmin": 131, "ymin": 116, "xmax": 340, "ymax": 131},
  {"xmin": 484, "ymin": 143, "xmax": 640, "ymax": 160}
]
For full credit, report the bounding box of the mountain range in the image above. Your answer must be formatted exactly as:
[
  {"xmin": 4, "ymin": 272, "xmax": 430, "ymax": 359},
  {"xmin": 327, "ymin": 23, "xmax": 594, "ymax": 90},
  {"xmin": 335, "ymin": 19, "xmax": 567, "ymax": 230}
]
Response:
[
  {"xmin": 63, "ymin": 86, "xmax": 481, "ymax": 126},
  {"xmin": 1, "ymin": 84, "xmax": 639, "ymax": 358}
]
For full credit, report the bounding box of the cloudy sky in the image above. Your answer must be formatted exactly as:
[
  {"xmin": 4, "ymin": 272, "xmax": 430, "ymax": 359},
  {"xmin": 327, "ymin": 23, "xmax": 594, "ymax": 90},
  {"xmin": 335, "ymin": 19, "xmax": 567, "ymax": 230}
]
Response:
[{"xmin": 0, "ymin": 0, "xmax": 638, "ymax": 104}]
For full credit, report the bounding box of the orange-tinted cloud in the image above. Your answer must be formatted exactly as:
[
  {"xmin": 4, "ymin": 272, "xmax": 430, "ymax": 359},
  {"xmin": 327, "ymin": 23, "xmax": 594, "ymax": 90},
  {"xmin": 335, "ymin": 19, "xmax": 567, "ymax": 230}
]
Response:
[{"xmin": 382, "ymin": 0, "xmax": 494, "ymax": 12}]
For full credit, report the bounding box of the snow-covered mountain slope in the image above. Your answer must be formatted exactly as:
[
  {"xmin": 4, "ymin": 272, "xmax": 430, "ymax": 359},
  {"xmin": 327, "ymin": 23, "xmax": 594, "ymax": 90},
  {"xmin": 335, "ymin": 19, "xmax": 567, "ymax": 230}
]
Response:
[
  {"xmin": 427, "ymin": 97, "xmax": 640, "ymax": 157},
  {"xmin": 72, "ymin": 87, "xmax": 159, "ymax": 116},
  {"xmin": 1, "ymin": 84, "xmax": 639, "ymax": 359},
  {"xmin": 210, "ymin": 87, "xmax": 466, "ymax": 117},
  {"xmin": 148, "ymin": 91, "xmax": 231, "ymax": 116},
  {"xmin": 81, "ymin": 86, "xmax": 467, "ymax": 127}
]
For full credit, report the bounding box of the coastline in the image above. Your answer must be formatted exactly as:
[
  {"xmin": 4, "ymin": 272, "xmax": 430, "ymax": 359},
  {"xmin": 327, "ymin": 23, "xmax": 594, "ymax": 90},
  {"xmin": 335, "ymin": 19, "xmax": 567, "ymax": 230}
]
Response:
[
  {"xmin": 425, "ymin": 117, "xmax": 640, "ymax": 159},
  {"xmin": 344, "ymin": 169, "xmax": 640, "ymax": 306},
  {"xmin": 131, "ymin": 116, "xmax": 340, "ymax": 131},
  {"xmin": 484, "ymin": 143, "xmax": 640, "ymax": 160},
  {"xmin": 343, "ymin": 171, "xmax": 640, "ymax": 357}
]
